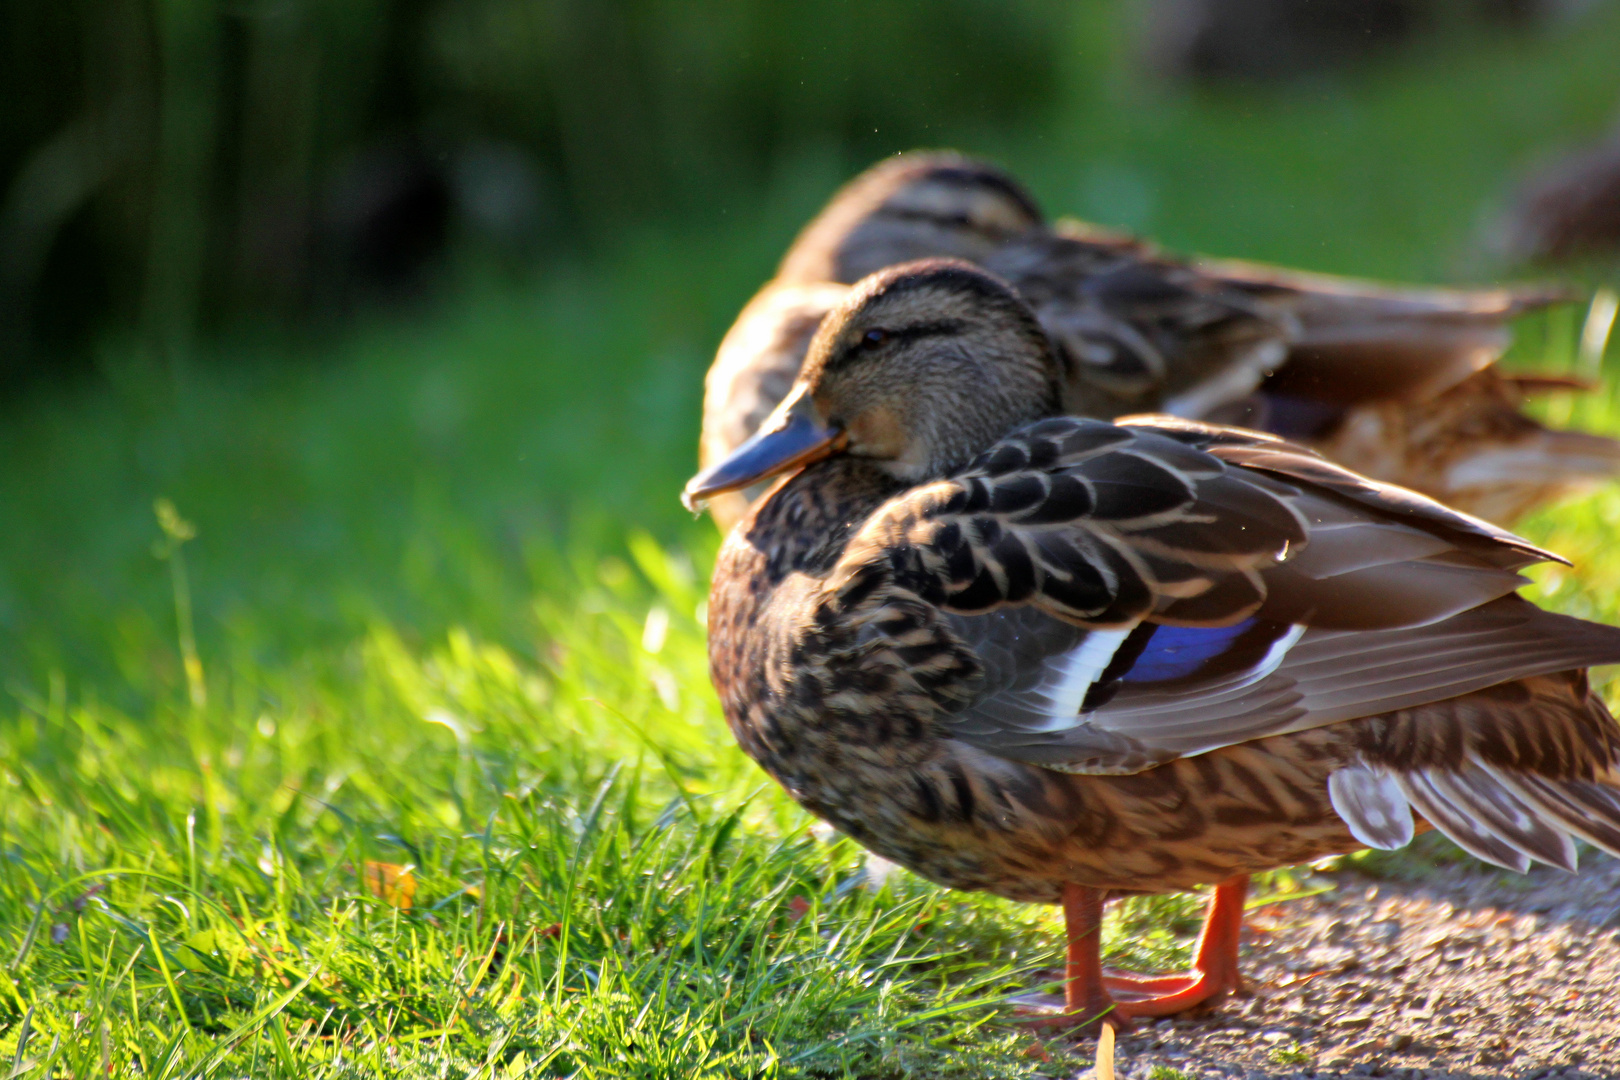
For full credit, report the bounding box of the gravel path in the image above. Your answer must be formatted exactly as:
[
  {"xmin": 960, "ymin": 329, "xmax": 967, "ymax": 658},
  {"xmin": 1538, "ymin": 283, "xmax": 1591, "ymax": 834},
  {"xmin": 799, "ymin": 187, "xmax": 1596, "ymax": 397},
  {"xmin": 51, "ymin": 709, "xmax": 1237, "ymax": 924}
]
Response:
[{"xmin": 1036, "ymin": 851, "xmax": 1620, "ymax": 1080}]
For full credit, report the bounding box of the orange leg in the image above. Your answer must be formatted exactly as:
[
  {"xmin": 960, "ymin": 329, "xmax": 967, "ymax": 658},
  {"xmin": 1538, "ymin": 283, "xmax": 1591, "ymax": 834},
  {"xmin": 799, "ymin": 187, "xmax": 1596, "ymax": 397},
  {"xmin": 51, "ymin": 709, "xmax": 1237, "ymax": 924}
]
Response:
[
  {"xmin": 1061, "ymin": 876, "xmax": 1115, "ymax": 1022},
  {"xmin": 1014, "ymin": 875, "xmax": 1249, "ymax": 1029},
  {"xmin": 1104, "ymin": 874, "xmax": 1248, "ymax": 1018}
]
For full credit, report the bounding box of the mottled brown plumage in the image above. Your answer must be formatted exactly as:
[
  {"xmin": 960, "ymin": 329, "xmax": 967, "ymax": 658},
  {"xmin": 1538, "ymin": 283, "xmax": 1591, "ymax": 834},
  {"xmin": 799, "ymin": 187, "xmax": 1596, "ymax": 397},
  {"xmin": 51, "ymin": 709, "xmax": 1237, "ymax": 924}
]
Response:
[
  {"xmin": 690, "ymin": 260, "xmax": 1620, "ymax": 1024},
  {"xmin": 1308, "ymin": 368, "xmax": 1620, "ymax": 525},
  {"xmin": 698, "ymin": 152, "xmax": 1616, "ymax": 532}
]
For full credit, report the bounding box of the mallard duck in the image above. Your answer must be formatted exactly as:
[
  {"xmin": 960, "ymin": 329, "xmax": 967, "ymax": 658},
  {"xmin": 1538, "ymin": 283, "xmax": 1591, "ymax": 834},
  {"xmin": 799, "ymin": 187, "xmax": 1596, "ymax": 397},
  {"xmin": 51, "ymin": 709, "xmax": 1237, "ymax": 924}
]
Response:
[
  {"xmin": 1498, "ymin": 116, "xmax": 1620, "ymax": 265},
  {"xmin": 699, "ymin": 152, "xmax": 1620, "ymax": 532},
  {"xmin": 686, "ymin": 260, "xmax": 1620, "ymax": 1027}
]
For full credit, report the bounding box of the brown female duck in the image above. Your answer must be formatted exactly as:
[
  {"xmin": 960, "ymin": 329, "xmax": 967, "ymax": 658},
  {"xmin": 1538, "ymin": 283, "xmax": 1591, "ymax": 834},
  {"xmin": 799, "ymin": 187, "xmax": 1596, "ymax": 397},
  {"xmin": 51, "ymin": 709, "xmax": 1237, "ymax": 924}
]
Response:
[
  {"xmin": 687, "ymin": 260, "xmax": 1620, "ymax": 1026},
  {"xmin": 700, "ymin": 152, "xmax": 1619, "ymax": 531}
]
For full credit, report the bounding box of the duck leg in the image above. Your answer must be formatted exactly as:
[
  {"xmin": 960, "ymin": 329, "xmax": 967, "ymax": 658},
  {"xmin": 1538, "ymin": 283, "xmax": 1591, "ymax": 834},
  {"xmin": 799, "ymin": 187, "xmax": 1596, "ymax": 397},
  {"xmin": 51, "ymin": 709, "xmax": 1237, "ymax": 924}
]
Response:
[
  {"xmin": 1016, "ymin": 875, "xmax": 1248, "ymax": 1029},
  {"xmin": 1102, "ymin": 875, "xmax": 1248, "ymax": 1017}
]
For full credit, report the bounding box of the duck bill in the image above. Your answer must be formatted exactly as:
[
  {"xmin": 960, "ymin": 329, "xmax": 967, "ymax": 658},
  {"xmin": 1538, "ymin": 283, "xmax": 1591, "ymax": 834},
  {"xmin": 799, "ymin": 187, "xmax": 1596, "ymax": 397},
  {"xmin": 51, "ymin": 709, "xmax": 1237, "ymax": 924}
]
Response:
[{"xmin": 682, "ymin": 389, "xmax": 847, "ymax": 512}]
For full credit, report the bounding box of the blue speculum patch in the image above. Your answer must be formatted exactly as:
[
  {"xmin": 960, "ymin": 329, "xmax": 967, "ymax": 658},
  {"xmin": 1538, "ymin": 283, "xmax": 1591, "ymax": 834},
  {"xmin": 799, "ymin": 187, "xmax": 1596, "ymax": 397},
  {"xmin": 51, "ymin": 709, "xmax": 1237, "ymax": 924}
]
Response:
[{"xmin": 1121, "ymin": 619, "xmax": 1262, "ymax": 683}]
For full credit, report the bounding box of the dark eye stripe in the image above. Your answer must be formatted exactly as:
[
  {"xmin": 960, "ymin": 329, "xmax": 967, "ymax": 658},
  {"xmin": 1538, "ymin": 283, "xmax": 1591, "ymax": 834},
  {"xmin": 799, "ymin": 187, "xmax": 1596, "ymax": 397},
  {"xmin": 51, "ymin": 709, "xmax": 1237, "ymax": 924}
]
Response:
[
  {"xmin": 829, "ymin": 319, "xmax": 967, "ymax": 371},
  {"xmin": 893, "ymin": 319, "xmax": 967, "ymax": 343},
  {"xmin": 883, "ymin": 207, "xmax": 977, "ymax": 229}
]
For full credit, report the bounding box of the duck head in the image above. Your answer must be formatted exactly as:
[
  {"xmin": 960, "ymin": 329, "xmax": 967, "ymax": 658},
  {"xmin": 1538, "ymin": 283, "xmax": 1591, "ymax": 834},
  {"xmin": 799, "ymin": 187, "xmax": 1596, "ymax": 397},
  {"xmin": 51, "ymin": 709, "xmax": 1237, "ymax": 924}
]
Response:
[
  {"xmin": 683, "ymin": 259, "xmax": 1063, "ymax": 510},
  {"xmin": 776, "ymin": 153, "xmax": 1044, "ymax": 285}
]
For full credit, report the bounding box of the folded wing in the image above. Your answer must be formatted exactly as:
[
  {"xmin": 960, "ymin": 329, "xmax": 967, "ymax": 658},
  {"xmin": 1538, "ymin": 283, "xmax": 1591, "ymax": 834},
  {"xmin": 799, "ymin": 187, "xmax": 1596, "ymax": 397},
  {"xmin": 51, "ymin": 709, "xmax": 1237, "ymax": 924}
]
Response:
[{"xmin": 828, "ymin": 416, "xmax": 1620, "ymax": 776}]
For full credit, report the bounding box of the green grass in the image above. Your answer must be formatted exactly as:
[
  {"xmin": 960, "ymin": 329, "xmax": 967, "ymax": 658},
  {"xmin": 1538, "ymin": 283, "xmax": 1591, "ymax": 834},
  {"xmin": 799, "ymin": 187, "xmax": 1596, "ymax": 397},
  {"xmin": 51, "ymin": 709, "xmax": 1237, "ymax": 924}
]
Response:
[
  {"xmin": 0, "ymin": 533, "xmax": 1073, "ymax": 1077},
  {"xmin": 5, "ymin": 10, "xmax": 1620, "ymax": 1077},
  {"xmin": 1268, "ymin": 1041, "xmax": 1313, "ymax": 1068},
  {"xmin": 1144, "ymin": 1067, "xmax": 1192, "ymax": 1080}
]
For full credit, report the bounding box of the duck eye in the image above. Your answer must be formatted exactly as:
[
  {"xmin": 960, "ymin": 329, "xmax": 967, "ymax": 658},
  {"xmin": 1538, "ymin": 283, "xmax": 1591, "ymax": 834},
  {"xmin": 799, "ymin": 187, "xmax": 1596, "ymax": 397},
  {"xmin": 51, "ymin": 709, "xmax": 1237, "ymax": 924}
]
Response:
[{"xmin": 862, "ymin": 329, "xmax": 888, "ymax": 347}]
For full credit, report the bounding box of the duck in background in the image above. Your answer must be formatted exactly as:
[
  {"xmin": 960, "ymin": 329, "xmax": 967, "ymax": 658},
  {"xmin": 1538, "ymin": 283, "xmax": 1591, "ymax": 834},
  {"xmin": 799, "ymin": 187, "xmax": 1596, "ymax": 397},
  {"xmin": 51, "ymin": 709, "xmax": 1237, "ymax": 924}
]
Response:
[
  {"xmin": 686, "ymin": 259, "xmax": 1620, "ymax": 1028},
  {"xmin": 700, "ymin": 152, "xmax": 1620, "ymax": 531}
]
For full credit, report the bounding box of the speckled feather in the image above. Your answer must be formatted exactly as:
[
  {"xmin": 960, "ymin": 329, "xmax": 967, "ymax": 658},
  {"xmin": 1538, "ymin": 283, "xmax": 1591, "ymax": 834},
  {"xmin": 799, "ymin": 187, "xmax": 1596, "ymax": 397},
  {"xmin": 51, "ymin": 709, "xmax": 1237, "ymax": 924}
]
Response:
[
  {"xmin": 698, "ymin": 152, "xmax": 1614, "ymax": 531},
  {"xmin": 710, "ymin": 421, "xmax": 1620, "ymax": 901},
  {"xmin": 702, "ymin": 262, "xmax": 1620, "ymax": 905}
]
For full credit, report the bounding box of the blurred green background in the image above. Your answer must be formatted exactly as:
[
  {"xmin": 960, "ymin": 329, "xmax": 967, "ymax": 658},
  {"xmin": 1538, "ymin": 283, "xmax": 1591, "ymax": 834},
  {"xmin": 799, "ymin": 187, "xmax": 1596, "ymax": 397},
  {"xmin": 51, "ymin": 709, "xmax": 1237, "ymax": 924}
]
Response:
[
  {"xmin": 1, "ymin": 0, "xmax": 1072, "ymax": 376},
  {"xmin": 6, "ymin": 3, "xmax": 1620, "ymax": 1074},
  {"xmin": 7, "ymin": 0, "xmax": 1618, "ymax": 380},
  {"xmin": 6, "ymin": 0, "xmax": 1620, "ymax": 692}
]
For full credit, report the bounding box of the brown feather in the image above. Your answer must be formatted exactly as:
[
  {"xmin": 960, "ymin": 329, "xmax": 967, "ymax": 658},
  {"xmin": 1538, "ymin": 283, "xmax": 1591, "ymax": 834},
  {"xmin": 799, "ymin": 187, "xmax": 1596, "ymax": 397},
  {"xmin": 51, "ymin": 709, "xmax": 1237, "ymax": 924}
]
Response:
[
  {"xmin": 698, "ymin": 152, "xmax": 1613, "ymax": 534},
  {"xmin": 702, "ymin": 262, "xmax": 1620, "ymax": 910},
  {"xmin": 1307, "ymin": 368, "xmax": 1620, "ymax": 523}
]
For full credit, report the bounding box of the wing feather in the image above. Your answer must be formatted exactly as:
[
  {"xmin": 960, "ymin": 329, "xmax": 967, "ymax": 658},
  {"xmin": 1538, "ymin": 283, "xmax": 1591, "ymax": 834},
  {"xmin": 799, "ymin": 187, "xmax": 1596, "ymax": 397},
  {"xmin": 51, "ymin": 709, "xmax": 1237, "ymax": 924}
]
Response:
[{"xmin": 827, "ymin": 415, "xmax": 1619, "ymax": 777}]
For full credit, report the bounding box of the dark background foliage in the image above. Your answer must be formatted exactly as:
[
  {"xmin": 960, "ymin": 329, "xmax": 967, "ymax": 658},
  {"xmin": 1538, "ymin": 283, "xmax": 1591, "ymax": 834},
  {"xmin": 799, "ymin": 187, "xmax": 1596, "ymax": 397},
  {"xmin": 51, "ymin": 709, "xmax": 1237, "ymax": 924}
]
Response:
[
  {"xmin": 0, "ymin": 0, "xmax": 1070, "ymax": 384},
  {"xmin": 13, "ymin": 0, "xmax": 1597, "ymax": 391}
]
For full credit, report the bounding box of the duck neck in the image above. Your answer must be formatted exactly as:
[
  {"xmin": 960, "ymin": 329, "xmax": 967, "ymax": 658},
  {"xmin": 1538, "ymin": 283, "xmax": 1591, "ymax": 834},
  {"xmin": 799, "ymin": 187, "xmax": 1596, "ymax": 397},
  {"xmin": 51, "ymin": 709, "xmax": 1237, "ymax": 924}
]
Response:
[{"xmin": 731, "ymin": 457, "xmax": 907, "ymax": 581}]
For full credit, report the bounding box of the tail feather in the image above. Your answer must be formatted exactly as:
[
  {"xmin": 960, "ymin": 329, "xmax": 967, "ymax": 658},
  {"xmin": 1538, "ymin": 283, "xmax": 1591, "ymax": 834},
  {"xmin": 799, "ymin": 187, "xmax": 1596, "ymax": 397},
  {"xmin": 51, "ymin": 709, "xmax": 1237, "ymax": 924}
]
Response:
[
  {"xmin": 1196, "ymin": 259, "xmax": 1579, "ymax": 406},
  {"xmin": 1486, "ymin": 768, "xmax": 1620, "ymax": 861},
  {"xmin": 1353, "ymin": 666, "xmax": 1620, "ymax": 873},
  {"xmin": 1360, "ymin": 762, "xmax": 1620, "ymax": 874},
  {"xmin": 1436, "ymin": 427, "xmax": 1620, "ymax": 525},
  {"xmin": 1300, "ymin": 368, "xmax": 1620, "ymax": 522},
  {"xmin": 1198, "ymin": 256, "xmax": 1575, "ymax": 318},
  {"xmin": 1444, "ymin": 428, "xmax": 1620, "ymax": 490},
  {"xmin": 1397, "ymin": 770, "xmax": 1532, "ymax": 873},
  {"xmin": 1424, "ymin": 767, "xmax": 1578, "ymax": 872}
]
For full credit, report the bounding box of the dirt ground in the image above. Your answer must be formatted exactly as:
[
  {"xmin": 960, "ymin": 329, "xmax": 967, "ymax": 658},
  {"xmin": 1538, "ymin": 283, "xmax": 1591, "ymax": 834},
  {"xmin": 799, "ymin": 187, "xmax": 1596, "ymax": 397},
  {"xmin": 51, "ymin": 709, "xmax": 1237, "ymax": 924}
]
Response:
[{"xmin": 1036, "ymin": 851, "xmax": 1620, "ymax": 1080}]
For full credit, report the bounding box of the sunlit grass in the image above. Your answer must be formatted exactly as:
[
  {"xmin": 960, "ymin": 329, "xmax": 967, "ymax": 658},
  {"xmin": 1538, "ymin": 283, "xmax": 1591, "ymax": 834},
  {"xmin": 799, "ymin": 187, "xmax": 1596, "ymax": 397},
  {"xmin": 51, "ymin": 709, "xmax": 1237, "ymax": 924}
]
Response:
[
  {"xmin": 5, "ymin": 13, "xmax": 1620, "ymax": 1075},
  {"xmin": 0, "ymin": 504, "xmax": 1344, "ymax": 1076},
  {"xmin": 1, "ymin": 536, "xmax": 1082, "ymax": 1077}
]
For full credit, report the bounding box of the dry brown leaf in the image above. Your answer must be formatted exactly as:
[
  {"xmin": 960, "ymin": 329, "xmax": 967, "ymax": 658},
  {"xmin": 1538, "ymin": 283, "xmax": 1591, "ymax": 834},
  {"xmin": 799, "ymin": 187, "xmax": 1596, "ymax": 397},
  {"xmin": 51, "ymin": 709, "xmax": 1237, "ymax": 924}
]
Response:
[
  {"xmin": 363, "ymin": 862, "xmax": 417, "ymax": 909},
  {"xmin": 1094, "ymin": 1019, "xmax": 1116, "ymax": 1080}
]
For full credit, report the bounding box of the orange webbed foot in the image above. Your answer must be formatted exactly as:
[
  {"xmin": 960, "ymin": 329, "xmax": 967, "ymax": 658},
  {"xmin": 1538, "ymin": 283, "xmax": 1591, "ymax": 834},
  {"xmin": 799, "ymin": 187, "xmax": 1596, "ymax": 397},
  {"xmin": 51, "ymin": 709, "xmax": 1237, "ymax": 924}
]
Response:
[
  {"xmin": 1104, "ymin": 875, "xmax": 1248, "ymax": 1018},
  {"xmin": 1013, "ymin": 876, "xmax": 1249, "ymax": 1032}
]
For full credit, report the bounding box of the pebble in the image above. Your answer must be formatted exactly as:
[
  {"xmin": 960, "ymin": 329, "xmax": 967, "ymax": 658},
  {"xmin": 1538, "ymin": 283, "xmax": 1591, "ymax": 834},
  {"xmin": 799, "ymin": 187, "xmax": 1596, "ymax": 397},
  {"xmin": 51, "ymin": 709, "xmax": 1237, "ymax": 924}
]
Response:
[
  {"xmin": 1368, "ymin": 919, "xmax": 1402, "ymax": 946},
  {"xmin": 1072, "ymin": 858, "xmax": 1620, "ymax": 1080}
]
